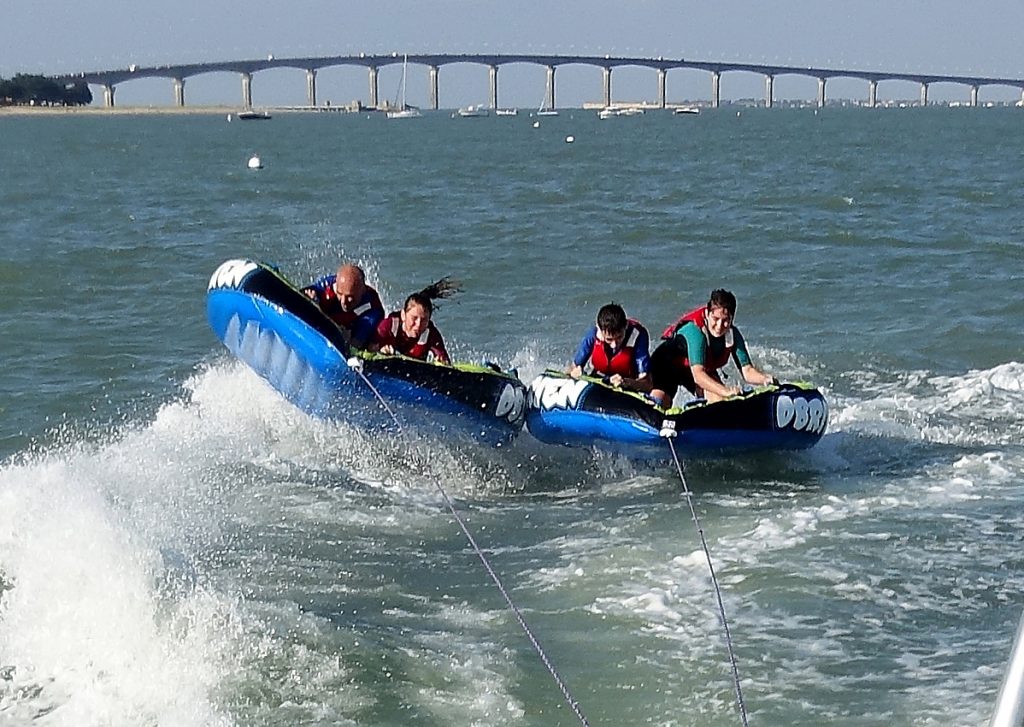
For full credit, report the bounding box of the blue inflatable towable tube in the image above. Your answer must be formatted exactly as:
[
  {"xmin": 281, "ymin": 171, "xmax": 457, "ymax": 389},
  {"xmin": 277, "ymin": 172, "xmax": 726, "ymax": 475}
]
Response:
[
  {"xmin": 207, "ymin": 259, "xmax": 527, "ymax": 445},
  {"xmin": 525, "ymin": 370, "xmax": 828, "ymax": 459}
]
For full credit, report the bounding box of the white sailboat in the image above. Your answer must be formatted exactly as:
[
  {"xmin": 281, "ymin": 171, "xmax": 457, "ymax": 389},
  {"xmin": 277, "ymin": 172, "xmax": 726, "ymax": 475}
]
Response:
[
  {"xmin": 387, "ymin": 54, "xmax": 421, "ymax": 119},
  {"xmin": 535, "ymin": 72, "xmax": 559, "ymax": 116}
]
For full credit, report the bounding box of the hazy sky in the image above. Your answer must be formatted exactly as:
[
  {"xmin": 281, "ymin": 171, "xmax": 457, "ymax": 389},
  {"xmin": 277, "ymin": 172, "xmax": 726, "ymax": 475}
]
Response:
[{"xmin": 5, "ymin": 1, "xmax": 1024, "ymax": 106}]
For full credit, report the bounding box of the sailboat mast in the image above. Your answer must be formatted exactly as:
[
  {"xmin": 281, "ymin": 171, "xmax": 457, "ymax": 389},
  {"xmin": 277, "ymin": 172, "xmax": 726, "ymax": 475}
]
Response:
[
  {"xmin": 401, "ymin": 54, "xmax": 408, "ymax": 109},
  {"xmin": 386, "ymin": 54, "xmax": 421, "ymax": 118}
]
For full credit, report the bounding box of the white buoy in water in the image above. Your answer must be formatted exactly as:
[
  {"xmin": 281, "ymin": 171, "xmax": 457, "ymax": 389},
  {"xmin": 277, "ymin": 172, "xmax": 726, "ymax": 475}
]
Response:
[
  {"xmin": 247, "ymin": 154, "xmax": 263, "ymax": 170},
  {"xmin": 532, "ymin": 120, "xmax": 540, "ymax": 128},
  {"xmin": 565, "ymin": 135, "xmax": 574, "ymax": 143}
]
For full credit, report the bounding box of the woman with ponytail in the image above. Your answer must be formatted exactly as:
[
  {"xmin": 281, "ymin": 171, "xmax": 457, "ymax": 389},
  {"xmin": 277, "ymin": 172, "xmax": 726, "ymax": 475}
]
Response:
[{"xmin": 370, "ymin": 277, "xmax": 461, "ymax": 364}]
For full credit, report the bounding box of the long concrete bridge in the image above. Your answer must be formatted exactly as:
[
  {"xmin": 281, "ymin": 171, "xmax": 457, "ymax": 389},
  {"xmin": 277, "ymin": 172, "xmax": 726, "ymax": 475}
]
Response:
[{"xmin": 53, "ymin": 53, "xmax": 1024, "ymax": 110}]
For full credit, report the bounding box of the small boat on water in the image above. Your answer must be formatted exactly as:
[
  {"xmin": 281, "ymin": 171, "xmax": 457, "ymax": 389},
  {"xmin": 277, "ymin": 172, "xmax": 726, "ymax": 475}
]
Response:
[
  {"xmin": 673, "ymin": 106, "xmax": 700, "ymax": 115},
  {"xmin": 457, "ymin": 105, "xmax": 489, "ymax": 117},
  {"xmin": 525, "ymin": 370, "xmax": 828, "ymax": 459},
  {"xmin": 495, "ymin": 108, "xmax": 518, "ymax": 117},
  {"xmin": 229, "ymin": 110, "xmax": 272, "ymax": 121},
  {"xmin": 598, "ymin": 106, "xmax": 645, "ymax": 119},
  {"xmin": 207, "ymin": 259, "xmax": 527, "ymax": 445},
  {"xmin": 387, "ymin": 107, "xmax": 422, "ymax": 119}
]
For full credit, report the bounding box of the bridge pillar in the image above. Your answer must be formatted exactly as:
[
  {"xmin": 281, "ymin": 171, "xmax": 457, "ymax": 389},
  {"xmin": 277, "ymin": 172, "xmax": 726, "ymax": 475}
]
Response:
[
  {"xmin": 711, "ymin": 71, "xmax": 721, "ymax": 108},
  {"xmin": 241, "ymin": 72, "xmax": 253, "ymax": 109},
  {"xmin": 306, "ymin": 69, "xmax": 317, "ymax": 106},
  {"xmin": 602, "ymin": 67, "xmax": 612, "ymax": 107},
  {"xmin": 919, "ymin": 82, "xmax": 928, "ymax": 107},
  {"xmin": 970, "ymin": 85, "xmax": 979, "ymax": 107},
  {"xmin": 368, "ymin": 66, "xmax": 379, "ymax": 109},
  {"xmin": 173, "ymin": 78, "xmax": 185, "ymax": 107},
  {"xmin": 102, "ymin": 84, "xmax": 115, "ymax": 107},
  {"xmin": 817, "ymin": 77, "xmax": 826, "ymax": 108},
  {"xmin": 868, "ymin": 80, "xmax": 878, "ymax": 108},
  {"xmin": 546, "ymin": 65, "xmax": 556, "ymax": 111},
  {"xmin": 489, "ymin": 65, "xmax": 498, "ymax": 109},
  {"xmin": 765, "ymin": 74, "xmax": 774, "ymax": 108},
  {"xmin": 428, "ymin": 65, "xmax": 439, "ymax": 110},
  {"xmin": 657, "ymin": 68, "xmax": 666, "ymax": 109}
]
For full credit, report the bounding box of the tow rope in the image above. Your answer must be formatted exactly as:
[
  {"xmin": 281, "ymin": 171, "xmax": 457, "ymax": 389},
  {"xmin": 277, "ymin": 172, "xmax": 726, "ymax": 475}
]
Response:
[
  {"xmin": 661, "ymin": 419, "xmax": 750, "ymax": 726},
  {"xmin": 348, "ymin": 358, "xmax": 591, "ymax": 725}
]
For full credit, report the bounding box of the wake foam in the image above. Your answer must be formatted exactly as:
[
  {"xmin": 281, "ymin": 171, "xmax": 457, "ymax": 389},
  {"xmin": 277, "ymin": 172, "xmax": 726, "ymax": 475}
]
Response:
[{"xmin": 834, "ymin": 361, "xmax": 1024, "ymax": 446}]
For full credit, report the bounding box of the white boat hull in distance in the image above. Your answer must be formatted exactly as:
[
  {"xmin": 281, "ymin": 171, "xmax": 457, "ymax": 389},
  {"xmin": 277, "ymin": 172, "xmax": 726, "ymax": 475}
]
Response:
[
  {"xmin": 230, "ymin": 110, "xmax": 272, "ymax": 121},
  {"xmin": 495, "ymin": 108, "xmax": 518, "ymax": 116},
  {"xmin": 598, "ymin": 106, "xmax": 644, "ymax": 119},
  {"xmin": 387, "ymin": 107, "xmax": 422, "ymax": 119},
  {"xmin": 457, "ymin": 105, "xmax": 489, "ymax": 117}
]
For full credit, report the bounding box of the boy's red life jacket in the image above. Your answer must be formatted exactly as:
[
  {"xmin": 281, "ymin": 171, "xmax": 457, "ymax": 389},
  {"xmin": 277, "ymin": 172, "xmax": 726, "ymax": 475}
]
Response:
[{"xmin": 590, "ymin": 320, "xmax": 644, "ymax": 377}]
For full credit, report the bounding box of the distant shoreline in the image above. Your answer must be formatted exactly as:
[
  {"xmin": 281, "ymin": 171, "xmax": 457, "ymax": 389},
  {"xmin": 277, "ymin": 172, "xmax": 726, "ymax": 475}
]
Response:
[
  {"xmin": 0, "ymin": 104, "xmax": 379, "ymax": 117},
  {"xmin": 2, "ymin": 100, "xmax": 1021, "ymax": 117},
  {"xmin": 0, "ymin": 105, "xmax": 239, "ymax": 116}
]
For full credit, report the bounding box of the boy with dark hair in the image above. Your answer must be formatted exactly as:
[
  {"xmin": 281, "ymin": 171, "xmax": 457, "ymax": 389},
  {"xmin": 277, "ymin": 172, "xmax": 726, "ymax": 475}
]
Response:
[{"xmin": 569, "ymin": 303, "xmax": 652, "ymax": 393}]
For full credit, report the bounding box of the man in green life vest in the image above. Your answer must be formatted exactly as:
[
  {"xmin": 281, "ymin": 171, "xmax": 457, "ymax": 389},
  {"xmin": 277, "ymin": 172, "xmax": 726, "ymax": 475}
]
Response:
[{"xmin": 649, "ymin": 289, "xmax": 777, "ymax": 407}]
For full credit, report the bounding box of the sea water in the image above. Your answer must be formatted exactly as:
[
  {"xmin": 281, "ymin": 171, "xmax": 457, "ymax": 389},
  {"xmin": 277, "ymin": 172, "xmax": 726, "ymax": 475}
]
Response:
[{"xmin": 0, "ymin": 107, "xmax": 1022, "ymax": 726}]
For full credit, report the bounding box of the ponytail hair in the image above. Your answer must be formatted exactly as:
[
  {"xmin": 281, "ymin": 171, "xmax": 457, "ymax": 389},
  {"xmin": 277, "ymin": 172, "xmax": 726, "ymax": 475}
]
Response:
[{"xmin": 403, "ymin": 276, "xmax": 461, "ymax": 315}]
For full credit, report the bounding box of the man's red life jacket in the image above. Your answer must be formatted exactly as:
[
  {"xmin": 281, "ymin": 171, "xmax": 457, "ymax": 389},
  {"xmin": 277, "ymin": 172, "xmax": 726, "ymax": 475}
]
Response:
[{"xmin": 320, "ymin": 285, "xmax": 383, "ymax": 330}]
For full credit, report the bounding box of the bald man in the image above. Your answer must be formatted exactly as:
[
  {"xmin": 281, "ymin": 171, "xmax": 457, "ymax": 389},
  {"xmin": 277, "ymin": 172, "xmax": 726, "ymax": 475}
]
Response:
[{"xmin": 302, "ymin": 263, "xmax": 385, "ymax": 349}]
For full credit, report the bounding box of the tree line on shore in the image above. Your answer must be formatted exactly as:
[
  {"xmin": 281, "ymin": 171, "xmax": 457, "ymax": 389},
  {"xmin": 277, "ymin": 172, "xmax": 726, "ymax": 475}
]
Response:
[{"xmin": 0, "ymin": 74, "xmax": 92, "ymax": 106}]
